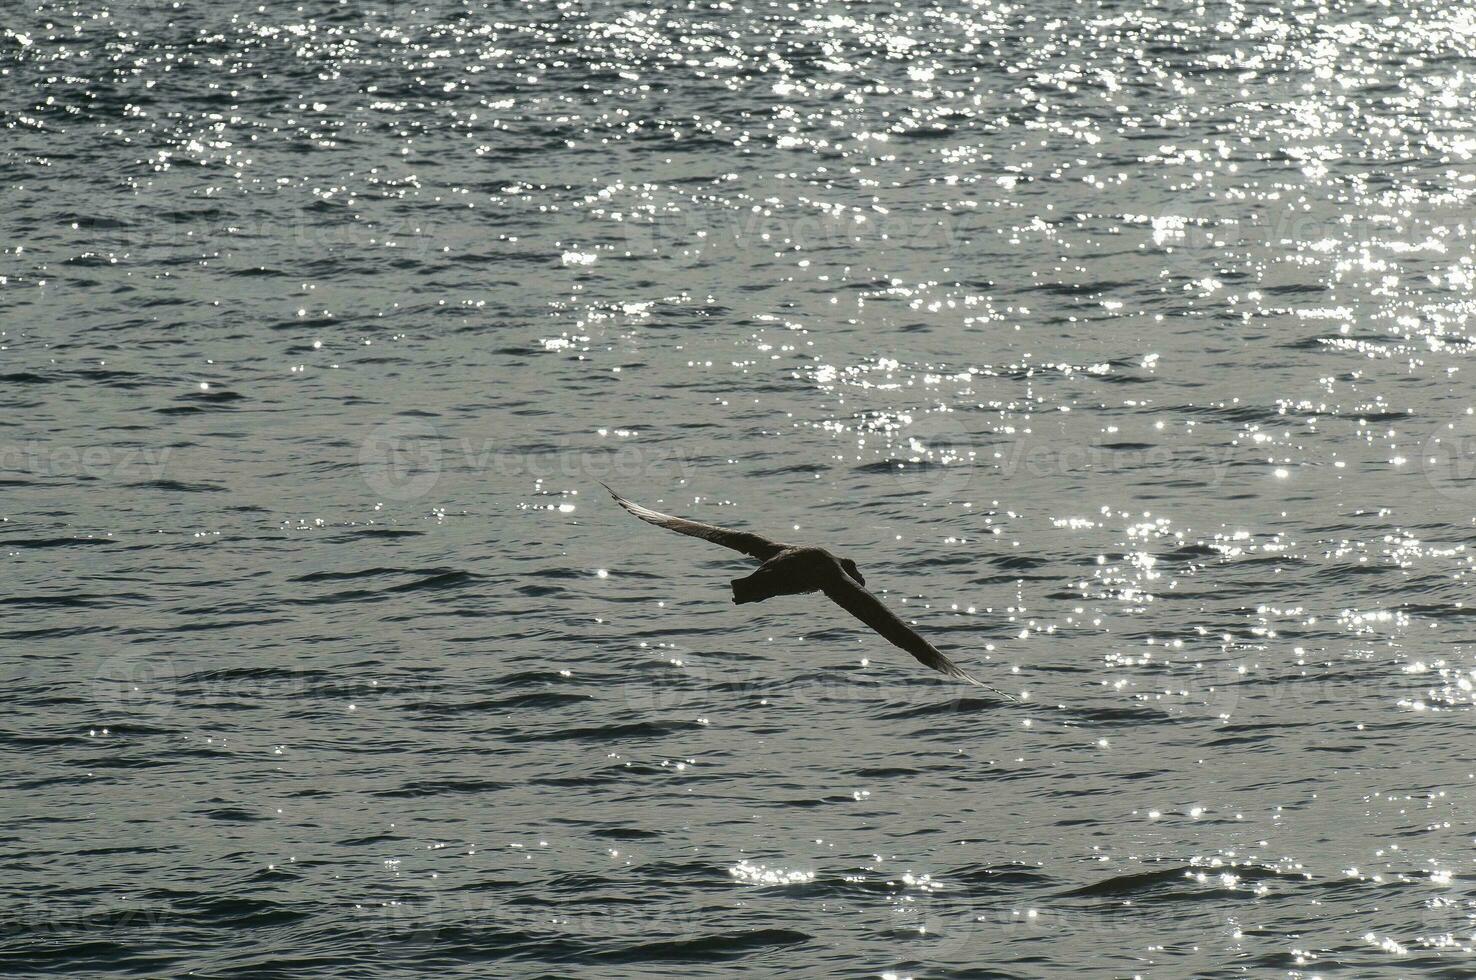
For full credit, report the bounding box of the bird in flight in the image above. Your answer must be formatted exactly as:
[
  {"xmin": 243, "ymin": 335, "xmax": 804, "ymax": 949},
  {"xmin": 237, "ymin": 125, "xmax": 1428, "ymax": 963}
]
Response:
[{"xmin": 603, "ymin": 485, "xmax": 1015, "ymax": 700}]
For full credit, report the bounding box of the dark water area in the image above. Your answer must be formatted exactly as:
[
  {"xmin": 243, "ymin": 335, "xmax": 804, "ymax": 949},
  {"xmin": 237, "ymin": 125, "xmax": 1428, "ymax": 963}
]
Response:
[{"xmin": 5, "ymin": 0, "xmax": 1476, "ymax": 975}]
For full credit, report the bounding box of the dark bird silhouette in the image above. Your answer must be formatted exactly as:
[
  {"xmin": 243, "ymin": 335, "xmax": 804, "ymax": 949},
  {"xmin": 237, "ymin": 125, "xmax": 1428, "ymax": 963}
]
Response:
[{"xmin": 603, "ymin": 485, "xmax": 1015, "ymax": 700}]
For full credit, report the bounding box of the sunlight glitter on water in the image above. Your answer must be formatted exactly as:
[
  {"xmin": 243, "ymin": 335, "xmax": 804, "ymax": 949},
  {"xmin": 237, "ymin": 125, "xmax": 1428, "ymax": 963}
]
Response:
[{"xmin": 7, "ymin": 0, "xmax": 1476, "ymax": 974}]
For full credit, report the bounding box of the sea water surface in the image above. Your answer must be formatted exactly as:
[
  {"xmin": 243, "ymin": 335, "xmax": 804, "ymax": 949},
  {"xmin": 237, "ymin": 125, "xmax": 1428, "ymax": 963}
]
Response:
[{"xmin": 5, "ymin": 0, "xmax": 1476, "ymax": 976}]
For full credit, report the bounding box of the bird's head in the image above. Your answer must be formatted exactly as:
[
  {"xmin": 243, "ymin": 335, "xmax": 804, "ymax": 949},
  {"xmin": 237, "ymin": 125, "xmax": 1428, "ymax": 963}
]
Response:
[{"xmin": 839, "ymin": 557, "xmax": 865, "ymax": 586}]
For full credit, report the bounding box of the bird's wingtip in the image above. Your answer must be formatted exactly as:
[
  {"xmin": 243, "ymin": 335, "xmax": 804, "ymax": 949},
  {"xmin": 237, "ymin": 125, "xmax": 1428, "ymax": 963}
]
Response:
[
  {"xmin": 960, "ymin": 671, "xmax": 1019, "ymax": 703},
  {"xmin": 985, "ymin": 683, "xmax": 1020, "ymax": 703}
]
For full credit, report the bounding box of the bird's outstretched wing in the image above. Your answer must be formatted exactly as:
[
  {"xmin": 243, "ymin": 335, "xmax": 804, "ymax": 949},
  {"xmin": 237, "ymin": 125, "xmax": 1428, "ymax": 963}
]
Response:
[
  {"xmin": 822, "ymin": 574, "xmax": 1017, "ymax": 701},
  {"xmin": 602, "ymin": 484, "xmax": 789, "ymax": 561}
]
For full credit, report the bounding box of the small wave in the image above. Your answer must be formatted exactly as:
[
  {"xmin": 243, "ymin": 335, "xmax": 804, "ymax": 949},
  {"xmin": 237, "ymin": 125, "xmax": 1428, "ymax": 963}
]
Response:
[
  {"xmin": 128, "ymin": 479, "xmax": 226, "ymax": 493},
  {"xmin": 375, "ymin": 778, "xmax": 512, "ymax": 797},
  {"xmin": 507, "ymin": 720, "xmax": 707, "ymax": 743},
  {"xmin": 596, "ymin": 928, "xmax": 811, "ymax": 963},
  {"xmin": 0, "ymin": 536, "xmax": 116, "ymax": 549},
  {"xmin": 1058, "ymin": 864, "xmax": 1193, "ymax": 898}
]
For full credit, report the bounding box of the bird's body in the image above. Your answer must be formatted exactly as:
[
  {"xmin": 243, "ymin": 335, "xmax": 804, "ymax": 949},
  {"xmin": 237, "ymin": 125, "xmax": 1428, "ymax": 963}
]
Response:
[
  {"xmin": 603, "ymin": 484, "xmax": 1014, "ymax": 700},
  {"xmin": 732, "ymin": 546, "xmax": 853, "ymax": 605}
]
